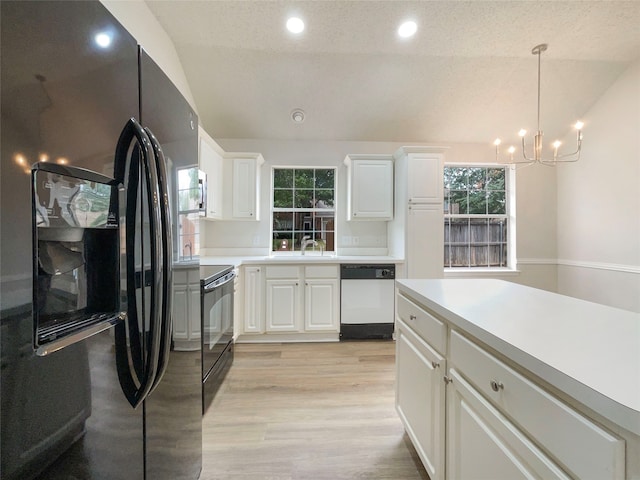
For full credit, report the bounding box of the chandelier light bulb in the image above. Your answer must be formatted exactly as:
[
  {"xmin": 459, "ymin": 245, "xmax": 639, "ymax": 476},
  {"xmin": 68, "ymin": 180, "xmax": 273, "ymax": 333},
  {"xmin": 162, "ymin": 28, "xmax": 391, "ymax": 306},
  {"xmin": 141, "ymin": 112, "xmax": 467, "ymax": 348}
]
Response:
[
  {"xmin": 518, "ymin": 129, "xmax": 527, "ymax": 137},
  {"xmin": 508, "ymin": 146, "xmax": 516, "ymax": 154},
  {"xmin": 553, "ymin": 140, "xmax": 562, "ymax": 149},
  {"xmin": 494, "ymin": 138, "xmax": 501, "ymax": 146},
  {"xmin": 575, "ymin": 121, "xmax": 584, "ymax": 130}
]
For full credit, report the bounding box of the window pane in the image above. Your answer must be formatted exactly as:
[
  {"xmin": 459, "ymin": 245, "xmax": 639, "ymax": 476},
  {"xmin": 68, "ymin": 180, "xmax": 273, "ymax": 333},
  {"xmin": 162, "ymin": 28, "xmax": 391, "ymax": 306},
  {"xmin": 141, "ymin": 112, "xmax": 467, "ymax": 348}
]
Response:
[
  {"xmin": 449, "ymin": 218, "xmax": 469, "ymax": 243},
  {"xmin": 314, "ymin": 189, "xmax": 334, "ymax": 208},
  {"xmin": 470, "ymin": 218, "xmax": 488, "ymax": 243},
  {"xmin": 487, "ymin": 191, "xmax": 506, "ymax": 214},
  {"xmin": 294, "ymin": 190, "xmax": 313, "ymax": 208},
  {"xmin": 274, "ymin": 169, "xmax": 293, "ymax": 188},
  {"xmin": 294, "ymin": 170, "xmax": 314, "ymax": 188},
  {"xmin": 489, "ymin": 218, "xmax": 507, "ymax": 243},
  {"xmin": 449, "ymin": 190, "xmax": 467, "ymax": 214},
  {"xmin": 486, "ymin": 168, "xmax": 505, "ymax": 190},
  {"xmin": 274, "ymin": 189, "xmax": 293, "ymax": 208},
  {"xmin": 315, "ymin": 169, "xmax": 334, "ymax": 188},
  {"xmin": 467, "ymin": 168, "xmax": 485, "ymax": 190},
  {"xmin": 468, "ymin": 191, "xmax": 487, "ymax": 214},
  {"xmin": 444, "ymin": 167, "xmax": 469, "ymax": 190},
  {"xmin": 273, "ymin": 212, "xmax": 293, "ymax": 230},
  {"xmin": 272, "ymin": 232, "xmax": 293, "ymax": 252},
  {"xmin": 471, "ymin": 245, "xmax": 489, "ymax": 267},
  {"xmin": 450, "ymin": 246, "xmax": 469, "ymax": 267}
]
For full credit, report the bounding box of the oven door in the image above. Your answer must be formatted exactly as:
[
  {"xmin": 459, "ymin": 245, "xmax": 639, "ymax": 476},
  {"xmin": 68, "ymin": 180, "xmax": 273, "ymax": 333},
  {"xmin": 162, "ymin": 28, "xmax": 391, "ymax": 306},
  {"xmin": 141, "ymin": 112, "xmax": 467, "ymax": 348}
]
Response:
[{"xmin": 201, "ymin": 270, "xmax": 235, "ymax": 381}]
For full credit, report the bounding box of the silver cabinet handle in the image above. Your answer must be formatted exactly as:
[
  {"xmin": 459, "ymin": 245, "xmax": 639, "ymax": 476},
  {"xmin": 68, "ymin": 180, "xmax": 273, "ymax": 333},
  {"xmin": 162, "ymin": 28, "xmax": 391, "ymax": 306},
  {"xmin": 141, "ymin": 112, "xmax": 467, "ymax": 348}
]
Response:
[
  {"xmin": 431, "ymin": 361, "xmax": 440, "ymax": 369},
  {"xmin": 409, "ymin": 314, "xmax": 417, "ymax": 321},
  {"xmin": 443, "ymin": 376, "xmax": 453, "ymax": 385},
  {"xmin": 490, "ymin": 380, "xmax": 504, "ymax": 392}
]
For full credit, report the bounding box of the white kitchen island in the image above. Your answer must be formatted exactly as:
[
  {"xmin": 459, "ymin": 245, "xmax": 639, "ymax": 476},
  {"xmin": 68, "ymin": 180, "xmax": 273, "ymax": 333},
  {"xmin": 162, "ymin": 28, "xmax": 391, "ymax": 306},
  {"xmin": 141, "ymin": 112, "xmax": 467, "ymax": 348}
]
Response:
[{"xmin": 395, "ymin": 278, "xmax": 640, "ymax": 480}]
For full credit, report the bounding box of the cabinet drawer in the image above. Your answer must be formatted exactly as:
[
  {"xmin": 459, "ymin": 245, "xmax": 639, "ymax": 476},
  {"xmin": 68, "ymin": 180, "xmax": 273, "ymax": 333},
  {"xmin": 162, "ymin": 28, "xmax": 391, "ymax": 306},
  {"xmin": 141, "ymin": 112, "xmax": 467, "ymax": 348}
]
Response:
[
  {"xmin": 265, "ymin": 265, "xmax": 299, "ymax": 279},
  {"xmin": 397, "ymin": 294, "xmax": 446, "ymax": 354},
  {"xmin": 450, "ymin": 330, "xmax": 625, "ymax": 480},
  {"xmin": 304, "ymin": 265, "xmax": 338, "ymax": 278}
]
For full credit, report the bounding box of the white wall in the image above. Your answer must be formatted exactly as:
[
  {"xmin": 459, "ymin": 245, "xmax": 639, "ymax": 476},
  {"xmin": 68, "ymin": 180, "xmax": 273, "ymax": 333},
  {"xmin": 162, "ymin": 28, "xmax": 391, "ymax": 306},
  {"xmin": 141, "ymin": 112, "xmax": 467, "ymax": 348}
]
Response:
[
  {"xmin": 205, "ymin": 138, "xmax": 558, "ymax": 290},
  {"xmin": 557, "ymin": 61, "xmax": 640, "ymax": 312},
  {"xmin": 100, "ymin": 0, "xmax": 197, "ymax": 111}
]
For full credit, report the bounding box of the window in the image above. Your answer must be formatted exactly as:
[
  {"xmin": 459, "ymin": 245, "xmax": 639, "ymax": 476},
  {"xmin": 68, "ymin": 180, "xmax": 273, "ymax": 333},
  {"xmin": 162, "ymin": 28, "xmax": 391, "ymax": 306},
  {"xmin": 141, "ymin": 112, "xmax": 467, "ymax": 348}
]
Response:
[
  {"xmin": 176, "ymin": 166, "xmax": 201, "ymax": 260},
  {"xmin": 272, "ymin": 168, "xmax": 335, "ymax": 253},
  {"xmin": 443, "ymin": 166, "xmax": 511, "ymax": 268}
]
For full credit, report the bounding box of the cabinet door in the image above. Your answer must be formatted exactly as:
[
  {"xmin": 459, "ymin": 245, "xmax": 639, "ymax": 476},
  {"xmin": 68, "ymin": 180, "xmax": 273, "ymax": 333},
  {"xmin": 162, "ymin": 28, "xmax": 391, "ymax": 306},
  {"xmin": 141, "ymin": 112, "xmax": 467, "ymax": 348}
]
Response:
[
  {"xmin": 447, "ymin": 368, "xmax": 570, "ymax": 480},
  {"xmin": 243, "ymin": 266, "xmax": 263, "ymax": 333},
  {"xmin": 350, "ymin": 159, "xmax": 393, "ymax": 220},
  {"xmin": 199, "ymin": 136, "xmax": 223, "ymax": 219},
  {"xmin": 408, "ymin": 154, "xmax": 442, "ymax": 204},
  {"xmin": 304, "ymin": 279, "xmax": 339, "ymax": 331},
  {"xmin": 396, "ymin": 320, "xmax": 446, "ymax": 480},
  {"xmin": 407, "ymin": 204, "xmax": 443, "ymax": 278},
  {"xmin": 232, "ymin": 157, "xmax": 259, "ymax": 220},
  {"xmin": 266, "ymin": 279, "xmax": 300, "ymax": 332},
  {"xmin": 172, "ymin": 283, "xmax": 189, "ymax": 340}
]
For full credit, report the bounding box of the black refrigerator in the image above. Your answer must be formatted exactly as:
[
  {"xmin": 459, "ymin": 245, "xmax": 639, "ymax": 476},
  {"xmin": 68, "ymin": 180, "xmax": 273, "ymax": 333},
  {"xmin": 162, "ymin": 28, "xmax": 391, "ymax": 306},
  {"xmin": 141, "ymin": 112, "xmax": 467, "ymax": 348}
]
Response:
[{"xmin": 0, "ymin": 2, "xmax": 202, "ymax": 479}]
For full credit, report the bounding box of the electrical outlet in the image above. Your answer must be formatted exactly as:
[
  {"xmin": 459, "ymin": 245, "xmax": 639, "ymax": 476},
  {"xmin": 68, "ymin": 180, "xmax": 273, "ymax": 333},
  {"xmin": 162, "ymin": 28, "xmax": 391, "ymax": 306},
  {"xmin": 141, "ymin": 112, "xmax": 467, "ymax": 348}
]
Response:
[
  {"xmin": 252, "ymin": 235, "xmax": 260, "ymax": 246},
  {"xmin": 352, "ymin": 236, "xmax": 359, "ymax": 245}
]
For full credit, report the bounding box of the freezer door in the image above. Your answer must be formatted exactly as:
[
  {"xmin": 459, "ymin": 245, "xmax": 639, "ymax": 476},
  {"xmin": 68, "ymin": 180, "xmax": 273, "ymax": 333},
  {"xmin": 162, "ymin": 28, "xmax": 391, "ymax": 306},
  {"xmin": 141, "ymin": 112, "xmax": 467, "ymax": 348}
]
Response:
[{"xmin": 1, "ymin": 1, "xmax": 144, "ymax": 479}]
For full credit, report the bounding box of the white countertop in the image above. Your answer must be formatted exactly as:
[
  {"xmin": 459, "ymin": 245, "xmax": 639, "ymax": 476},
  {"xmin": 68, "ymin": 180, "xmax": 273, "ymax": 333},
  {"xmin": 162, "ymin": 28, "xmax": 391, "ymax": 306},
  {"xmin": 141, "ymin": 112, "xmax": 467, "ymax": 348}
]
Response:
[
  {"xmin": 200, "ymin": 255, "xmax": 404, "ymax": 267},
  {"xmin": 396, "ymin": 278, "xmax": 640, "ymax": 436}
]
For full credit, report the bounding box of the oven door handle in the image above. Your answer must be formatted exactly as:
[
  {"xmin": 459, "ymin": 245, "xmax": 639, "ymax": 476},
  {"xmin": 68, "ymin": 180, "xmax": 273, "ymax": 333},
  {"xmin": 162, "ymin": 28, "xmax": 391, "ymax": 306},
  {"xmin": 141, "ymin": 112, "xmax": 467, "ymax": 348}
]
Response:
[{"xmin": 203, "ymin": 271, "xmax": 236, "ymax": 293}]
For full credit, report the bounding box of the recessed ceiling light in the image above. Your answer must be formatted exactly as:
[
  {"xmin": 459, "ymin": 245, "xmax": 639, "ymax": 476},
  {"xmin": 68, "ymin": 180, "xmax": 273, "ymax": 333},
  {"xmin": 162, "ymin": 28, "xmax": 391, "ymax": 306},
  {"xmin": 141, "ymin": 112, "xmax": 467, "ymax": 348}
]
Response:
[
  {"xmin": 95, "ymin": 31, "xmax": 112, "ymax": 48},
  {"xmin": 398, "ymin": 20, "xmax": 417, "ymax": 38},
  {"xmin": 286, "ymin": 17, "xmax": 305, "ymax": 34},
  {"xmin": 291, "ymin": 109, "xmax": 305, "ymax": 123}
]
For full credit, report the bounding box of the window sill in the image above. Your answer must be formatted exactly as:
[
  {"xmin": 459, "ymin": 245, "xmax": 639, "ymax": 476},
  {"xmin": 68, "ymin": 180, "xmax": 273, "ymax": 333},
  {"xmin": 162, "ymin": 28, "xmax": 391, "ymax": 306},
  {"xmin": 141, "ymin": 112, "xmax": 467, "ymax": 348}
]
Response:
[{"xmin": 444, "ymin": 267, "xmax": 520, "ymax": 278}]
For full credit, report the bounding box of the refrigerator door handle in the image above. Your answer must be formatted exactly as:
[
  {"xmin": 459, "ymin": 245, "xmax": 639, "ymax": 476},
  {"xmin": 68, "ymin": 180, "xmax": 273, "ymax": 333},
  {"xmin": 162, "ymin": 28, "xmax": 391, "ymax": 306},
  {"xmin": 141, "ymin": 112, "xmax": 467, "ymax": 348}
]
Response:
[
  {"xmin": 144, "ymin": 126, "xmax": 173, "ymax": 391},
  {"xmin": 113, "ymin": 117, "xmax": 163, "ymax": 408}
]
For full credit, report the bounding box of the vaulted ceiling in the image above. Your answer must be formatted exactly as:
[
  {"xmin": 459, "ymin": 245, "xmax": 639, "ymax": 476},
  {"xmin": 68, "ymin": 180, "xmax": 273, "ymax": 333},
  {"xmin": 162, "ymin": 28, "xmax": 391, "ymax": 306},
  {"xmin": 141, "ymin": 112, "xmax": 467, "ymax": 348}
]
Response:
[{"xmin": 145, "ymin": 1, "xmax": 640, "ymax": 145}]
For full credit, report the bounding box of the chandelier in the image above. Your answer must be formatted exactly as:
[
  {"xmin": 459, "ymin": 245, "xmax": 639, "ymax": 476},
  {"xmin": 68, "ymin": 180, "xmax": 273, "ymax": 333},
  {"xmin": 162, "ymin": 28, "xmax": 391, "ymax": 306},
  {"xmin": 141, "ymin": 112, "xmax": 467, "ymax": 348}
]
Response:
[{"xmin": 495, "ymin": 44, "xmax": 584, "ymax": 166}]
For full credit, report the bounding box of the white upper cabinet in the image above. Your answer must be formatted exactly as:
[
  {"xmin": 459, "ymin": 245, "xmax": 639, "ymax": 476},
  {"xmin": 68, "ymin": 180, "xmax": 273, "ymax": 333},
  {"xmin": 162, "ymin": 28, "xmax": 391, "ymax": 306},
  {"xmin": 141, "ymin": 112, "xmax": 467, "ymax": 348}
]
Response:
[
  {"xmin": 198, "ymin": 127, "xmax": 223, "ymax": 220},
  {"xmin": 229, "ymin": 153, "xmax": 264, "ymax": 220},
  {"xmin": 344, "ymin": 154, "xmax": 394, "ymax": 220}
]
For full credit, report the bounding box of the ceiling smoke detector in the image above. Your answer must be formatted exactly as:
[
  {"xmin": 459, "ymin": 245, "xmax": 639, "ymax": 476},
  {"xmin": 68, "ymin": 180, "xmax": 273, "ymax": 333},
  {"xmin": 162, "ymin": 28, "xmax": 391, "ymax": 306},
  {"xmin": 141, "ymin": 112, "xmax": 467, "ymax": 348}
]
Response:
[{"xmin": 291, "ymin": 109, "xmax": 305, "ymax": 123}]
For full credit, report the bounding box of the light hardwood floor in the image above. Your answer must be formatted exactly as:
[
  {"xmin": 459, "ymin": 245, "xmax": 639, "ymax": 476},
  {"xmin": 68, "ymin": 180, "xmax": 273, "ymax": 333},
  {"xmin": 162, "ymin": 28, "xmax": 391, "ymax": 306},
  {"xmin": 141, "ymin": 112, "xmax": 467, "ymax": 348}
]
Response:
[{"xmin": 201, "ymin": 341, "xmax": 429, "ymax": 480}]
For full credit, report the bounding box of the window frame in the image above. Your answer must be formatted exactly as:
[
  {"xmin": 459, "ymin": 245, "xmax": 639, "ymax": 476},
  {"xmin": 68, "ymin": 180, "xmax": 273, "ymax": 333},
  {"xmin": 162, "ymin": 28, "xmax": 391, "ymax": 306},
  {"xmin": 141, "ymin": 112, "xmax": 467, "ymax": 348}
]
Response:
[
  {"xmin": 270, "ymin": 166, "xmax": 337, "ymax": 255},
  {"xmin": 443, "ymin": 163, "xmax": 517, "ymax": 272}
]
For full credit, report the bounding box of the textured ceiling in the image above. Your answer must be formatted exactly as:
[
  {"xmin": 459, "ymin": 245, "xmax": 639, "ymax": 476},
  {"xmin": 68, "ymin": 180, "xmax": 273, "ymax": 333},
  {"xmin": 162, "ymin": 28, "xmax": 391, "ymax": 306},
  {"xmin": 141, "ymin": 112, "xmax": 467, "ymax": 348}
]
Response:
[{"xmin": 145, "ymin": 1, "xmax": 640, "ymax": 144}]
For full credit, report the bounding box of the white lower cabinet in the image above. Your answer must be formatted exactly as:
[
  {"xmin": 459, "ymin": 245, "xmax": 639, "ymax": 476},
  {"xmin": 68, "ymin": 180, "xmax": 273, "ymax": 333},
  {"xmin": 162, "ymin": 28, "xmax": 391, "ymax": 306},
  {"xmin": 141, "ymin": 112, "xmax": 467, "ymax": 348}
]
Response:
[
  {"xmin": 243, "ymin": 266, "xmax": 263, "ymax": 333},
  {"xmin": 396, "ymin": 319, "xmax": 445, "ymax": 480},
  {"xmin": 242, "ymin": 264, "xmax": 339, "ymax": 338},
  {"xmin": 395, "ymin": 292, "xmax": 626, "ymax": 480},
  {"xmin": 266, "ymin": 278, "xmax": 300, "ymax": 332},
  {"xmin": 172, "ymin": 268, "xmax": 201, "ymax": 351},
  {"xmin": 447, "ymin": 368, "xmax": 569, "ymax": 480},
  {"xmin": 304, "ymin": 279, "xmax": 338, "ymax": 331}
]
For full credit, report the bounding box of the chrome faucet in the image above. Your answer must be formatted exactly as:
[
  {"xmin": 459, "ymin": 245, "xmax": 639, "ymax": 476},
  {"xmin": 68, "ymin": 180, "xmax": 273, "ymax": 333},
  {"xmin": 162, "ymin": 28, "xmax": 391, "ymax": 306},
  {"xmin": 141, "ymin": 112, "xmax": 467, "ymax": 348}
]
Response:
[
  {"xmin": 300, "ymin": 235, "xmax": 318, "ymax": 255},
  {"xmin": 183, "ymin": 240, "xmax": 192, "ymax": 260}
]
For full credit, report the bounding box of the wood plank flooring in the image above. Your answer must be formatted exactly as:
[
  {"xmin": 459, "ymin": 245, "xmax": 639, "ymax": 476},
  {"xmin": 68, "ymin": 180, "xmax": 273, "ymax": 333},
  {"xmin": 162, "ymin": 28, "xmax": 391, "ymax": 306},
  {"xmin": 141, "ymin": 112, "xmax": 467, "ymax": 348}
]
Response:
[{"xmin": 200, "ymin": 341, "xmax": 429, "ymax": 480}]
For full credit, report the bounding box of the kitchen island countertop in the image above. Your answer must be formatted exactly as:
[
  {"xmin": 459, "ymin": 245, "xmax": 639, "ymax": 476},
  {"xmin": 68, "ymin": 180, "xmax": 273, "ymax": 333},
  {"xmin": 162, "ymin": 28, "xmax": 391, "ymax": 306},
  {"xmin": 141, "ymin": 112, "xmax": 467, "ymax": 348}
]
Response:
[{"xmin": 396, "ymin": 278, "xmax": 640, "ymax": 436}]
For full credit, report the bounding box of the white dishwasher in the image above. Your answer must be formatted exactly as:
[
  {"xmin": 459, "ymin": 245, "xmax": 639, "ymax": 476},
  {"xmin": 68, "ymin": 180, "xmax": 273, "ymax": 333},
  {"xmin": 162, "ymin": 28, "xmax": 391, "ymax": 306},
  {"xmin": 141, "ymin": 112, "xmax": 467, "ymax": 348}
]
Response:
[{"xmin": 340, "ymin": 264, "xmax": 395, "ymax": 340}]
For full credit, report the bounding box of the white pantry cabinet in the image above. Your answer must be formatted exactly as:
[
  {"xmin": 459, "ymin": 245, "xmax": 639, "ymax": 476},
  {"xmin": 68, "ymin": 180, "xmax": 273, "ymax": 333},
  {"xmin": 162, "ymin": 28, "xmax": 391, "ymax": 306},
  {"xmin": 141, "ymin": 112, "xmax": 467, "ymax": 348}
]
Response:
[
  {"xmin": 198, "ymin": 127, "xmax": 223, "ymax": 220},
  {"xmin": 229, "ymin": 153, "xmax": 264, "ymax": 220},
  {"xmin": 172, "ymin": 268, "xmax": 201, "ymax": 351},
  {"xmin": 344, "ymin": 154, "xmax": 394, "ymax": 220},
  {"xmin": 392, "ymin": 146, "xmax": 446, "ymax": 278}
]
